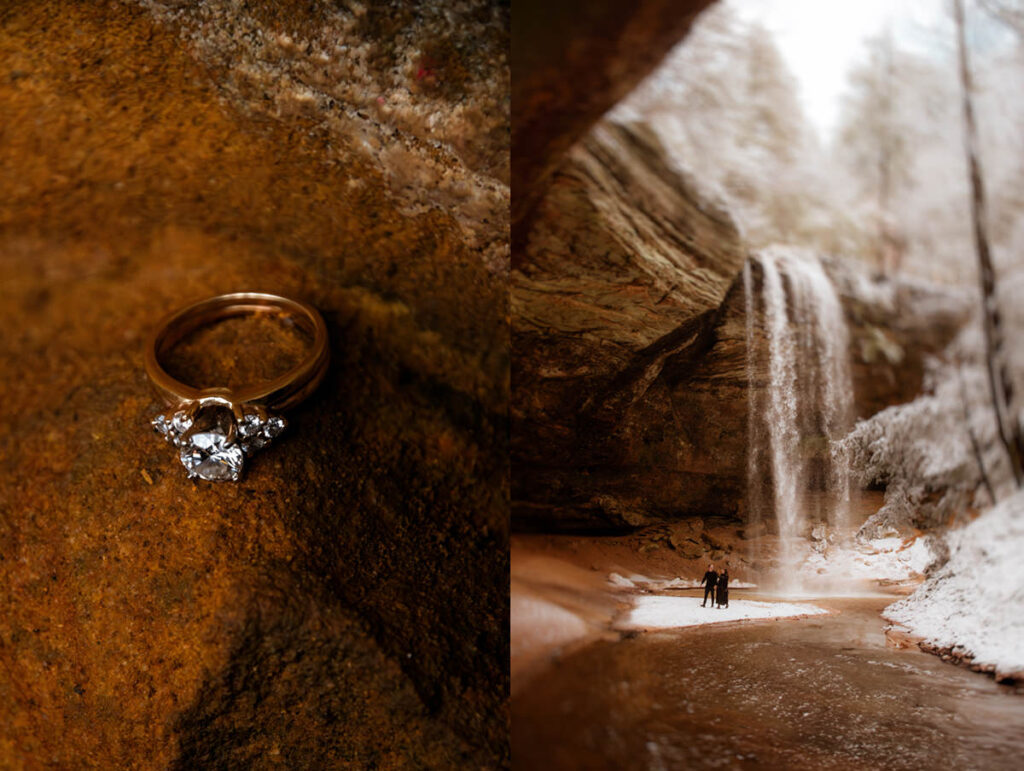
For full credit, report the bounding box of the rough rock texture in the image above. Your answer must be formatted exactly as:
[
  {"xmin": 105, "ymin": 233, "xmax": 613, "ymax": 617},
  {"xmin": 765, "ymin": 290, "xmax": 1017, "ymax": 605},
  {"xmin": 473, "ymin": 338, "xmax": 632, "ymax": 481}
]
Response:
[
  {"xmin": 512, "ymin": 121, "xmax": 972, "ymax": 532},
  {"xmin": 0, "ymin": 1, "xmax": 507, "ymax": 767},
  {"xmin": 511, "ymin": 121, "xmax": 745, "ymax": 530},
  {"xmin": 827, "ymin": 265, "xmax": 973, "ymax": 420},
  {"xmin": 137, "ymin": 0, "xmax": 510, "ymax": 275},
  {"xmin": 512, "ymin": 0, "xmax": 714, "ymax": 225}
]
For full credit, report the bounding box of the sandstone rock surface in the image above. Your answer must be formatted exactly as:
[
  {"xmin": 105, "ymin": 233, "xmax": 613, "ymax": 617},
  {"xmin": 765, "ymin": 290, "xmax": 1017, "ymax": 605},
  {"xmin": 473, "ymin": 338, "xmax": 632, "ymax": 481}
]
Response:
[
  {"xmin": 512, "ymin": 121, "xmax": 745, "ymax": 530},
  {"xmin": 512, "ymin": 120, "xmax": 972, "ymax": 532},
  {"xmin": 0, "ymin": 1, "xmax": 508, "ymax": 766},
  {"xmin": 512, "ymin": 0, "xmax": 714, "ymax": 223}
]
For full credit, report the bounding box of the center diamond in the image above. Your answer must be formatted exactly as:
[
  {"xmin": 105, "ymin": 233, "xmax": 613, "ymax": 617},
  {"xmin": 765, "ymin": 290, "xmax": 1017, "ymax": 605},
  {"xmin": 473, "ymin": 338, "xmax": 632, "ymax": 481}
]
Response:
[{"xmin": 178, "ymin": 405, "xmax": 244, "ymax": 482}]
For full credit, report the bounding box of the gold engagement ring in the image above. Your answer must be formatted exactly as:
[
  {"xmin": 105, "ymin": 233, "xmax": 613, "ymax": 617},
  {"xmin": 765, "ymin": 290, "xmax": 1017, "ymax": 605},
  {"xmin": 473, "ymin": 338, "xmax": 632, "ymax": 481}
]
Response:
[{"xmin": 144, "ymin": 292, "xmax": 329, "ymax": 481}]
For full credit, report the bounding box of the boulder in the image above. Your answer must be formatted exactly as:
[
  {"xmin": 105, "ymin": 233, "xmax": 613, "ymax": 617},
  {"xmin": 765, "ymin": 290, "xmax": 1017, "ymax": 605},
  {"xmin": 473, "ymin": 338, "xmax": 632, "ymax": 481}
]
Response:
[
  {"xmin": 676, "ymin": 540, "xmax": 707, "ymax": 560},
  {"xmin": 0, "ymin": 1, "xmax": 508, "ymax": 766},
  {"xmin": 668, "ymin": 519, "xmax": 704, "ymax": 550}
]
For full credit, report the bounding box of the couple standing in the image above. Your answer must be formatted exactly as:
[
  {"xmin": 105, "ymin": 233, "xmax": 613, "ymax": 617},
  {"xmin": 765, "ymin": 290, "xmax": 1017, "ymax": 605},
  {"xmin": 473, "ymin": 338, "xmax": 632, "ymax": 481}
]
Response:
[{"xmin": 700, "ymin": 563, "xmax": 729, "ymax": 608}]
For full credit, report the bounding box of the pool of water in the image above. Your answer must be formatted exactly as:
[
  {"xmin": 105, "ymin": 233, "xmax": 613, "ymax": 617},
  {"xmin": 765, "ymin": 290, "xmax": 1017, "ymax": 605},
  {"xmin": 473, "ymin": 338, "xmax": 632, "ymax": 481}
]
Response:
[{"xmin": 512, "ymin": 596, "xmax": 1024, "ymax": 770}]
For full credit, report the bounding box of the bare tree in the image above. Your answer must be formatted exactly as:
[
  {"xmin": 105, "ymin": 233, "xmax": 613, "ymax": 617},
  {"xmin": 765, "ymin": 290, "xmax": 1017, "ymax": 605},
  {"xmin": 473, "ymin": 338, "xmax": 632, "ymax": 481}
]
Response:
[
  {"xmin": 979, "ymin": 0, "xmax": 1024, "ymax": 39},
  {"xmin": 837, "ymin": 31, "xmax": 914, "ymax": 277},
  {"xmin": 955, "ymin": 362, "xmax": 997, "ymax": 505},
  {"xmin": 954, "ymin": 0, "xmax": 1024, "ymax": 487}
]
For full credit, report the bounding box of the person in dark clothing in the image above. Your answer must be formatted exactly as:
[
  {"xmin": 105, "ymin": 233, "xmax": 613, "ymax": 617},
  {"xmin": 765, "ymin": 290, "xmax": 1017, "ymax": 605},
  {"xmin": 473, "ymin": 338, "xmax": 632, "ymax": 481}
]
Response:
[
  {"xmin": 700, "ymin": 564, "xmax": 717, "ymax": 607},
  {"xmin": 716, "ymin": 568, "xmax": 729, "ymax": 608}
]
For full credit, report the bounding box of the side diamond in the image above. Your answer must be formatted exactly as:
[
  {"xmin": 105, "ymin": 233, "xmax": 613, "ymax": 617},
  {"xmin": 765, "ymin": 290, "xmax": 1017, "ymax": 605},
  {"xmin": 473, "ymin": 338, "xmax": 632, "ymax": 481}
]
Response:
[
  {"xmin": 153, "ymin": 411, "xmax": 196, "ymax": 448},
  {"xmin": 152, "ymin": 414, "xmax": 173, "ymax": 439},
  {"xmin": 264, "ymin": 416, "xmax": 287, "ymax": 439},
  {"xmin": 238, "ymin": 413, "xmax": 262, "ymax": 438},
  {"xmin": 238, "ymin": 412, "xmax": 287, "ymax": 455},
  {"xmin": 239, "ymin": 413, "xmax": 268, "ymax": 453}
]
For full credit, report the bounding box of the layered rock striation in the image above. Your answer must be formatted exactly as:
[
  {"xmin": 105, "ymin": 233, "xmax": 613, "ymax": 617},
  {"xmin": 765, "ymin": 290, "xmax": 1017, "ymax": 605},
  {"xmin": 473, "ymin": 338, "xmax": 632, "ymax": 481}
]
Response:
[
  {"xmin": 513, "ymin": 120, "xmax": 972, "ymax": 532},
  {"xmin": 512, "ymin": 121, "xmax": 746, "ymax": 530}
]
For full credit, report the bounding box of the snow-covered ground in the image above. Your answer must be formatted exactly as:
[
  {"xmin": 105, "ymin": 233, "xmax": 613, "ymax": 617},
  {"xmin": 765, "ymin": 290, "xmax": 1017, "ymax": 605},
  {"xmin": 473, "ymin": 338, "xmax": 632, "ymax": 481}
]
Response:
[
  {"xmin": 617, "ymin": 595, "xmax": 827, "ymax": 630},
  {"xmin": 793, "ymin": 534, "xmax": 939, "ymax": 592},
  {"xmin": 608, "ymin": 573, "xmax": 757, "ymax": 591},
  {"xmin": 884, "ymin": 490, "xmax": 1024, "ymax": 681},
  {"xmin": 607, "ymin": 534, "xmax": 935, "ymax": 599}
]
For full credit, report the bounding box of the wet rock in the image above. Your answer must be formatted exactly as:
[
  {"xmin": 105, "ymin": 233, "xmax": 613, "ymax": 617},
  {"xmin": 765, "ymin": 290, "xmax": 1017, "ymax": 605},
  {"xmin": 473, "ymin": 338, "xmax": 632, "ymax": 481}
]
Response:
[
  {"xmin": 916, "ymin": 640, "xmax": 1020, "ymax": 684},
  {"xmin": 0, "ymin": 1, "xmax": 507, "ymax": 766}
]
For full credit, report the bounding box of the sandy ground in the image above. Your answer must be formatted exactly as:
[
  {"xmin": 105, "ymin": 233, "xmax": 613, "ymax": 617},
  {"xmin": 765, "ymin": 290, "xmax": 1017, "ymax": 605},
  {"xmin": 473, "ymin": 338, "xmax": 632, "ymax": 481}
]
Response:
[
  {"xmin": 510, "ymin": 551, "xmax": 626, "ymax": 691},
  {"xmin": 511, "ymin": 528, "xmax": 932, "ymax": 694}
]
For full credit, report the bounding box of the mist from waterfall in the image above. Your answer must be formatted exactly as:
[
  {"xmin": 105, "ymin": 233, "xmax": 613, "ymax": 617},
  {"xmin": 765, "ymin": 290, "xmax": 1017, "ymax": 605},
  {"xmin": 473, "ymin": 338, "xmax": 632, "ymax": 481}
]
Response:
[{"xmin": 744, "ymin": 249, "xmax": 855, "ymax": 595}]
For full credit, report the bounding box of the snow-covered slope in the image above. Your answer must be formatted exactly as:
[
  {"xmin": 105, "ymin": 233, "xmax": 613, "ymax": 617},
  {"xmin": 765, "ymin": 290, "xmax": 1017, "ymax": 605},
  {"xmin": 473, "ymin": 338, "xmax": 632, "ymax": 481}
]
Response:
[{"xmin": 884, "ymin": 490, "xmax": 1024, "ymax": 681}]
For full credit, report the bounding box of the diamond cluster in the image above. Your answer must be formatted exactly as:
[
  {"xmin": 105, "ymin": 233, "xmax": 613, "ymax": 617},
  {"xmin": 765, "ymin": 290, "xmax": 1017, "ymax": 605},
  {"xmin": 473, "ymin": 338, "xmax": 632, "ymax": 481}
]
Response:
[
  {"xmin": 236, "ymin": 413, "xmax": 287, "ymax": 454},
  {"xmin": 152, "ymin": 405, "xmax": 287, "ymax": 482}
]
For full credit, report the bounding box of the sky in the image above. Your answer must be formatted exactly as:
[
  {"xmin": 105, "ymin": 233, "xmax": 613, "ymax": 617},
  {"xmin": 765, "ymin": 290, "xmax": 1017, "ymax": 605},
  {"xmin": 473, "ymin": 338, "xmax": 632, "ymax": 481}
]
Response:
[{"xmin": 731, "ymin": 0, "xmax": 947, "ymax": 139}]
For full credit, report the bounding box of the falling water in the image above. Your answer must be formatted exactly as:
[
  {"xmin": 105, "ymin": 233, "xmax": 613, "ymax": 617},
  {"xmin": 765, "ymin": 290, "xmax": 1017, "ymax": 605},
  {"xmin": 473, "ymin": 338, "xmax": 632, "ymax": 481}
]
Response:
[{"xmin": 744, "ymin": 249, "xmax": 855, "ymax": 594}]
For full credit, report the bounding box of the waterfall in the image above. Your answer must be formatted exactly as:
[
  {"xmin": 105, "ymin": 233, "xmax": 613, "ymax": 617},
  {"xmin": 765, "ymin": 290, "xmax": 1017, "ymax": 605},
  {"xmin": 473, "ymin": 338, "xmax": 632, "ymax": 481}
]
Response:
[{"xmin": 744, "ymin": 249, "xmax": 855, "ymax": 594}]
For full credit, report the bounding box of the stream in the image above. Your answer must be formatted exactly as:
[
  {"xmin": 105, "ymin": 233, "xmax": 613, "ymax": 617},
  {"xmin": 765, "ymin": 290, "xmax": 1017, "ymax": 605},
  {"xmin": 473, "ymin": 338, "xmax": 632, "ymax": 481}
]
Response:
[{"xmin": 511, "ymin": 595, "xmax": 1024, "ymax": 770}]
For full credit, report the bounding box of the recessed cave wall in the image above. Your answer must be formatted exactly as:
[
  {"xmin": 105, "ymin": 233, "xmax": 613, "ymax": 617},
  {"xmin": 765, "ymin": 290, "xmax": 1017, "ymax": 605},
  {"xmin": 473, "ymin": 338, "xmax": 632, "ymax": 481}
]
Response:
[
  {"xmin": 511, "ymin": 120, "xmax": 747, "ymax": 530},
  {"xmin": 512, "ymin": 121, "xmax": 973, "ymax": 533}
]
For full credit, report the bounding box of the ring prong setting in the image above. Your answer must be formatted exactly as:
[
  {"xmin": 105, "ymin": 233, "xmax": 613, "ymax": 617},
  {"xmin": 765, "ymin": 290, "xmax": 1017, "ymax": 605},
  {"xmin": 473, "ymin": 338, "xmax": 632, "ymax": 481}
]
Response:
[{"xmin": 152, "ymin": 402, "xmax": 288, "ymax": 482}]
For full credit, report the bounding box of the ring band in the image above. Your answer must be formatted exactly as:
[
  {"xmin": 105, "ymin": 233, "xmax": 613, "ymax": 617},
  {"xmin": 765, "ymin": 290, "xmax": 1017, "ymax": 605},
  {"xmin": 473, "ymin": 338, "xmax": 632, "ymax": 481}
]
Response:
[{"xmin": 144, "ymin": 292, "xmax": 329, "ymax": 482}]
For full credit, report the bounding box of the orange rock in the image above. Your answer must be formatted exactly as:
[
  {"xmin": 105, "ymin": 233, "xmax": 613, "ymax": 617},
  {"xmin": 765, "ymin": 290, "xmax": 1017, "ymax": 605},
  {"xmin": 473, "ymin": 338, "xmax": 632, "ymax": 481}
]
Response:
[
  {"xmin": 884, "ymin": 624, "xmax": 923, "ymax": 650},
  {"xmin": 0, "ymin": 0, "xmax": 508, "ymax": 766}
]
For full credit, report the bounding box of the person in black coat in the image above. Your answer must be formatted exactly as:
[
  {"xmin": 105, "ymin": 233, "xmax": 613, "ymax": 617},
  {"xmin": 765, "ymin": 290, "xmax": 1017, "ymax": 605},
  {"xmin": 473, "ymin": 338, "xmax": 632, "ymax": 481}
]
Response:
[
  {"xmin": 716, "ymin": 568, "xmax": 729, "ymax": 608},
  {"xmin": 699, "ymin": 564, "xmax": 717, "ymax": 607}
]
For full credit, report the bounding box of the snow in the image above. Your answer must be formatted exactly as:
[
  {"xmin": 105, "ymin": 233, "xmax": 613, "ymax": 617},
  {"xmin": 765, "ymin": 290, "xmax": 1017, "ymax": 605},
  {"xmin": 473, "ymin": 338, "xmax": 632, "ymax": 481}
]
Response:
[
  {"xmin": 605, "ymin": 540, "xmax": 931, "ymax": 599},
  {"xmin": 884, "ymin": 490, "xmax": 1024, "ymax": 680},
  {"xmin": 799, "ymin": 535, "xmax": 940, "ymax": 586},
  {"xmin": 898, "ymin": 537, "xmax": 938, "ymax": 575},
  {"xmin": 618, "ymin": 595, "xmax": 827, "ymax": 630},
  {"xmin": 608, "ymin": 573, "xmax": 757, "ymax": 591},
  {"xmin": 839, "ymin": 337, "xmax": 1012, "ymax": 537},
  {"xmin": 607, "ymin": 572, "xmax": 636, "ymax": 589},
  {"xmin": 868, "ymin": 536, "xmax": 904, "ymax": 552}
]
